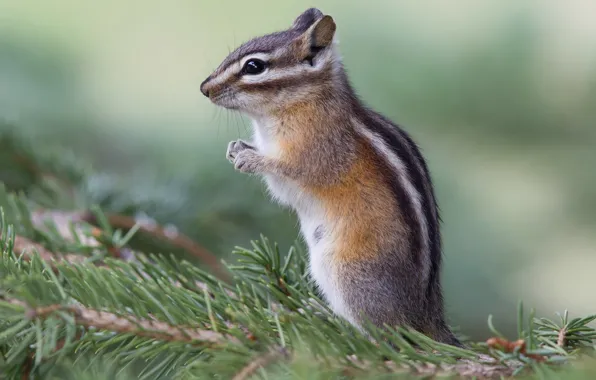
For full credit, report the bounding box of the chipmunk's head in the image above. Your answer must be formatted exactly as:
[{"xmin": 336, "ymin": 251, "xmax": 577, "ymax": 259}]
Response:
[{"xmin": 200, "ymin": 8, "xmax": 339, "ymax": 116}]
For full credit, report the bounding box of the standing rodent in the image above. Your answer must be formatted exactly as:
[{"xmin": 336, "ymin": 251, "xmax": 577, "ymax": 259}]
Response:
[{"xmin": 200, "ymin": 8, "xmax": 461, "ymax": 346}]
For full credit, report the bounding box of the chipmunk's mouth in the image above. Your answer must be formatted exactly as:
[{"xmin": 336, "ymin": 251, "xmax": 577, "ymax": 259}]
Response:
[{"xmin": 210, "ymin": 90, "xmax": 239, "ymax": 110}]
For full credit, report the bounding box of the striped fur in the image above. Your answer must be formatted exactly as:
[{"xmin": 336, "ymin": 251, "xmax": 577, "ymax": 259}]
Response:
[{"xmin": 201, "ymin": 8, "xmax": 460, "ymax": 346}]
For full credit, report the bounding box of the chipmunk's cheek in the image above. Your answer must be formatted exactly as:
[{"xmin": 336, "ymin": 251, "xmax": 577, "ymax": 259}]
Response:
[{"xmin": 230, "ymin": 92, "xmax": 255, "ymax": 109}]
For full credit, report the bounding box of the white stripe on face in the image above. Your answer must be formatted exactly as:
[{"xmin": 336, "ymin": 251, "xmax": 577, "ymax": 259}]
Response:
[
  {"xmin": 207, "ymin": 64, "xmax": 237, "ymax": 87},
  {"xmin": 206, "ymin": 42, "xmax": 338, "ymax": 97},
  {"xmin": 206, "ymin": 53, "xmax": 273, "ymax": 87},
  {"xmin": 208, "ymin": 40, "xmax": 339, "ymax": 88}
]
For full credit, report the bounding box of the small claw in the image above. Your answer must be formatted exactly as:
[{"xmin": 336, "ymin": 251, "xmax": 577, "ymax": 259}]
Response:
[
  {"xmin": 237, "ymin": 140, "xmax": 255, "ymax": 150},
  {"xmin": 233, "ymin": 149, "xmax": 263, "ymax": 174},
  {"xmin": 226, "ymin": 139, "xmax": 255, "ymax": 162},
  {"xmin": 226, "ymin": 141, "xmax": 237, "ymax": 161}
]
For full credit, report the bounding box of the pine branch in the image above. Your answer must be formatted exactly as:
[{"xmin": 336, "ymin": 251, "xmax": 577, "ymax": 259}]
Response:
[
  {"xmin": 9, "ymin": 234, "xmax": 87, "ymax": 265},
  {"xmin": 6, "ymin": 298, "xmax": 238, "ymax": 346},
  {"xmin": 486, "ymin": 337, "xmax": 545, "ymax": 362},
  {"xmin": 232, "ymin": 346, "xmax": 289, "ymax": 380},
  {"xmin": 32, "ymin": 206, "xmax": 230, "ymax": 280},
  {"xmin": 81, "ymin": 210, "xmax": 231, "ymax": 282},
  {"xmin": 0, "ymin": 166, "xmax": 594, "ymax": 379}
]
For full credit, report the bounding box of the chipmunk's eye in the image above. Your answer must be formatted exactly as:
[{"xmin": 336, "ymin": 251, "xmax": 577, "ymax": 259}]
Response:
[{"xmin": 242, "ymin": 59, "xmax": 267, "ymax": 75}]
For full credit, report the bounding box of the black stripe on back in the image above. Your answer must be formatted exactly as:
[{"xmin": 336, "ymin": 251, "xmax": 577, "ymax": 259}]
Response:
[
  {"xmin": 353, "ymin": 109, "xmax": 423, "ymax": 266},
  {"xmin": 393, "ymin": 127, "xmax": 443, "ymax": 295},
  {"xmin": 363, "ymin": 138, "xmax": 422, "ymax": 266},
  {"xmin": 355, "ymin": 106, "xmax": 439, "ymax": 277}
]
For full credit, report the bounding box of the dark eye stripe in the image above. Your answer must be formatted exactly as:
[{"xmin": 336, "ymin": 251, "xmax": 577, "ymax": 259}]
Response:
[{"xmin": 236, "ymin": 68, "xmax": 330, "ymax": 93}]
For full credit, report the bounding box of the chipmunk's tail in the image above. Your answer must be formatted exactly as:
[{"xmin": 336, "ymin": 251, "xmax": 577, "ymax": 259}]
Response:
[
  {"xmin": 441, "ymin": 330, "xmax": 465, "ymax": 348},
  {"xmin": 430, "ymin": 318, "xmax": 466, "ymax": 348}
]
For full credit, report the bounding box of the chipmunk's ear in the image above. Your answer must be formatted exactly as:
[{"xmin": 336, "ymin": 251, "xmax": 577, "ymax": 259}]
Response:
[
  {"xmin": 308, "ymin": 15, "xmax": 336, "ymax": 49},
  {"xmin": 292, "ymin": 9, "xmax": 336, "ymax": 65},
  {"xmin": 292, "ymin": 8, "xmax": 324, "ymax": 33}
]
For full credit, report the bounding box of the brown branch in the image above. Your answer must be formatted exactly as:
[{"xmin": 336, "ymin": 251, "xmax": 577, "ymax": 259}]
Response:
[
  {"xmin": 486, "ymin": 337, "xmax": 545, "ymax": 362},
  {"xmin": 231, "ymin": 348, "xmax": 516, "ymax": 380},
  {"xmin": 29, "ymin": 209, "xmax": 230, "ymax": 281},
  {"xmin": 81, "ymin": 211, "xmax": 231, "ymax": 282},
  {"xmin": 7, "ymin": 234, "xmax": 87, "ymax": 265},
  {"xmin": 69, "ymin": 306, "xmax": 233, "ymax": 344},
  {"xmin": 412, "ymin": 359, "xmax": 516, "ymax": 379},
  {"xmin": 232, "ymin": 347, "xmax": 289, "ymax": 380},
  {"xmin": 20, "ymin": 355, "xmax": 33, "ymax": 380},
  {"xmin": 557, "ymin": 327, "xmax": 567, "ymax": 347},
  {"xmin": 9, "ymin": 299, "xmax": 240, "ymax": 346},
  {"xmin": 342, "ymin": 353, "xmax": 517, "ymax": 379},
  {"xmin": 4, "ymin": 232, "xmax": 234, "ymax": 304}
]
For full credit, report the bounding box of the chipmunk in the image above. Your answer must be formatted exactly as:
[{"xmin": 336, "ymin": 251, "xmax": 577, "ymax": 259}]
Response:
[{"xmin": 200, "ymin": 8, "xmax": 461, "ymax": 346}]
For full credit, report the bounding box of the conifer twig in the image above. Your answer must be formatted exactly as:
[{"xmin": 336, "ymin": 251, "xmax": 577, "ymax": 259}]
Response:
[
  {"xmin": 30, "ymin": 208, "xmax": 230, "ymax": 280},
  {"xmin": 81, "ymin": 211, "xmax": 231, "ymax": 282},
  {"xmin": 486, "ymin": 337, "xmax": 545, "ymax": 362},
  {"xmin": 232, "ymin": 347, "xmax": 289, "ymax": 380},
  {"xmin": 31, "ymin": 210, "xmax": 100, "ymax": 247},
  {"xmin": 21, "ymin": 356, "xmax": 33, "ymax": 380},
  {"xmin": 8, "ymin": 234, "xmax": 87, "ymax": 265},
  {"xmin": 9, "ymin": 299, "xmax": 241, "ymax": 346},
  {"xmin": 557, "ymin": 326, "xmax": 567, "ymax": 347},
  {"xmin": 20, "ymin": 330, "xmax": 84, "ymax": 378}
]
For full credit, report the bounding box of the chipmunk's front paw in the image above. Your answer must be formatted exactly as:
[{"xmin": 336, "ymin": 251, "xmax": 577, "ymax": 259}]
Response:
[
  {"xmin": 226, "ymin": 139, "xmax": 255, "ymax": 161},
  {"xmin": 232, "ymin": 149, "xmax": 265, "ymax": 174}
]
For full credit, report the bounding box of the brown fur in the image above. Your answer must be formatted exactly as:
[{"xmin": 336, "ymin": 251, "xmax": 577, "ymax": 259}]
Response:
[{"xmin": 310, "ymin": 139, "xmax": 407, "ymax": 262}]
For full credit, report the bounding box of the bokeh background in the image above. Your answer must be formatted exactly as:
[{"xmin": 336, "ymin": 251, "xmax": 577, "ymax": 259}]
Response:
[{"xmin": 1, "ymin": 0, "xmax": 595, "ymax": 340}]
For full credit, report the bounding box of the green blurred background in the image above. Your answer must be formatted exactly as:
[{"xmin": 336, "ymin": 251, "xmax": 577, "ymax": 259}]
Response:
[{"xmin": 1, "ymin": 0, "xmax": 595, "ymax": 340}]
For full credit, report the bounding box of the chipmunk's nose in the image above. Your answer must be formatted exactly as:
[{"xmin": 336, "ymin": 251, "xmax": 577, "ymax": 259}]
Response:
[{"xmin": 200, "ymin": 76, "xmax": 212, "ymax": 98}]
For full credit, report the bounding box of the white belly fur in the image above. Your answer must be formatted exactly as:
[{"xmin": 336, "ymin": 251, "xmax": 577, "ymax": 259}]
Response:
[
  {"xmin": 274, "ymin": 179, "xmax": 353, "ymax": 325},
  {"xmin": 251, "ymin": 119, "xmax": 354, "ymax": 325}
]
